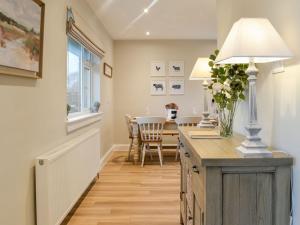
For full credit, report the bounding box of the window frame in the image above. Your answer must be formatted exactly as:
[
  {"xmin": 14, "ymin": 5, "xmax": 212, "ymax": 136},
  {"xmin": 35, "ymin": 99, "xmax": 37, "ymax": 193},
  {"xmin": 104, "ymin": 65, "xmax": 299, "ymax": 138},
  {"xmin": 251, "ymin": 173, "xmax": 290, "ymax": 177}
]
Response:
[{"xmin": 67, "ymin": 37, "xmax": 101, "ymax": 119}]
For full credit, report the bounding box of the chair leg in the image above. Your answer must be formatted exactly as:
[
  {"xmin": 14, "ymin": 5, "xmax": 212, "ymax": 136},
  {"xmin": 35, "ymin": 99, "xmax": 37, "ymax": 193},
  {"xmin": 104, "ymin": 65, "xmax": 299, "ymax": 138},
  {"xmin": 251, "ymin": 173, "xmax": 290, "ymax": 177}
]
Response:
[
  {"xmin": 148, "ymin": 144, "xmax": 154, "ymax": 160},
  {"xmin": 175, "ymin": 141, "xmax": 180, "ymax": 161},
  {"xmin": 141, "ymin": 144, "xmax": 146, "ymax": 167},
  {"xmin": 128, "ymin": 138, "xmax": 133, "ymax": 160},
  {"xmin": 140, "ymin": 143, "xmax": 144, "ymax": 161},
  {"xmin": 157, "ymin": 144, "xmax": 163, "ymax": 167}
]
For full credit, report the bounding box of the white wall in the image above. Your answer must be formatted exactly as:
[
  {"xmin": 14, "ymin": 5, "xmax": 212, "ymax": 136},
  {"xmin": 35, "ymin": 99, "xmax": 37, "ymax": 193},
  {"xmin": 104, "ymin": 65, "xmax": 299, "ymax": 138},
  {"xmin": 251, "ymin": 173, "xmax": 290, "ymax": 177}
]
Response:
[
  {"xmin": 217, "ymin": 0, "xmax": 300, "ymax": 224},
  {"xmin": 0, "ymin": 1, "xmax": 114, "ymax": 225},
  {"xmin": 113, "ymin": 40, "xmax": 217, "ymax": 144}
]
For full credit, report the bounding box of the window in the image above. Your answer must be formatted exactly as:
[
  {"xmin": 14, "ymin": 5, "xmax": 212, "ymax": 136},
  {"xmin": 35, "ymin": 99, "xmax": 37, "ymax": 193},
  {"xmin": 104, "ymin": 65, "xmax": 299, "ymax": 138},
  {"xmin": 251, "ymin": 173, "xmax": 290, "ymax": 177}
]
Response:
[{"xmin": 67, "ymin": 37, "xmax": 100, "ymax": 117}]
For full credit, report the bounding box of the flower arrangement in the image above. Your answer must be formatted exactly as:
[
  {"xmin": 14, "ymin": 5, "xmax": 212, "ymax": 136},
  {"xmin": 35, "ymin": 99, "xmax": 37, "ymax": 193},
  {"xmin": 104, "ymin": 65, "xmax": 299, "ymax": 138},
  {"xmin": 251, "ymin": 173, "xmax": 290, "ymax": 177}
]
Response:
[{"xmin": 208, "ymin": 50, "xmax": 248, "ymax": 137}]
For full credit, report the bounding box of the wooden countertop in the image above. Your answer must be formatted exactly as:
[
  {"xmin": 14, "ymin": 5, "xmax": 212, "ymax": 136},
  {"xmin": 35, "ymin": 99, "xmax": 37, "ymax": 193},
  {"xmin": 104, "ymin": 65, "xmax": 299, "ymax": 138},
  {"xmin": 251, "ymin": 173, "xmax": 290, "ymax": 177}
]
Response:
[{"xmin": 178, "ymin": 127, "xmax": 293, "ymax": 167}]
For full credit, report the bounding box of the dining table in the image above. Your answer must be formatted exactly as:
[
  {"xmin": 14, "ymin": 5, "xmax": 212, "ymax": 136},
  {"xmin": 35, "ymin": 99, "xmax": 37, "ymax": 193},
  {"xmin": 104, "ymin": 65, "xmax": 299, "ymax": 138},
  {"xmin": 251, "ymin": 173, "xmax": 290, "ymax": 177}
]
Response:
[{"xmin": 130, "ymin": 118, "xmax": 179, "ymax": 164}]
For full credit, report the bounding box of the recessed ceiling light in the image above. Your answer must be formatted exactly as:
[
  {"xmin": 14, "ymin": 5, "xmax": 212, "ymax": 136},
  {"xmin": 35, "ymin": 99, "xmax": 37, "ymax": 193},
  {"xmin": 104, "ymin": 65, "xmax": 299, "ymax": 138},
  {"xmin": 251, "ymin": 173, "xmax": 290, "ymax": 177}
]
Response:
[
  {"xmin": 144, "ymin": 8, "xmax": 149, "ymax": 13},
  {"xmin": 146, "ymin": 31, "xmax": 150, "ymax": 36}
]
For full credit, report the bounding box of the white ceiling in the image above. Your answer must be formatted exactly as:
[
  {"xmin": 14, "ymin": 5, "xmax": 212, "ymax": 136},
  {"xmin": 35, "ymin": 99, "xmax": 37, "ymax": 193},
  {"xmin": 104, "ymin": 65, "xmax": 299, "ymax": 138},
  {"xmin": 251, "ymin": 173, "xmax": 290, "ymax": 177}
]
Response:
[{"xmin": 86, "ymin": 0, "xmax": 217, "ymax": 40}]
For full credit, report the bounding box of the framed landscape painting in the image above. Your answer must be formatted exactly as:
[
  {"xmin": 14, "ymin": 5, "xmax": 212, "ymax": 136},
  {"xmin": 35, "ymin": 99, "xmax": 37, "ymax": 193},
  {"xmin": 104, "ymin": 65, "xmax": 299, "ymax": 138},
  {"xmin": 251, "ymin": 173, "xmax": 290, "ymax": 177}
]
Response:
[{"xmin": 0, "ymin": 0, "xmax": 45, "ymax": 78}]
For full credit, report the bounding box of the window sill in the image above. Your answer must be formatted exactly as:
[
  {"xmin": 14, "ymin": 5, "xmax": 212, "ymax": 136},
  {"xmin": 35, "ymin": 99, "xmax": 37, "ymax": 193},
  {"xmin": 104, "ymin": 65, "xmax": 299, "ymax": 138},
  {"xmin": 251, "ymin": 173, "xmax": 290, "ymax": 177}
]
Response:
[{"xmin": 66, "ymin": 112, "xmax": 104, "ymax": 133}]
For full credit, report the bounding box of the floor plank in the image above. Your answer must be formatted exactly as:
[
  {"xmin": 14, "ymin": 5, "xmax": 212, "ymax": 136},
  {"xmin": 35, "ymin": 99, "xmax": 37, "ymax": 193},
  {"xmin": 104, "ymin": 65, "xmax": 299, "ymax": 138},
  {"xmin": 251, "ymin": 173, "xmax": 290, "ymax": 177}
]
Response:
[{"xmin": 63, "ymin": 151, "xmax": 181, "ymax": 225}]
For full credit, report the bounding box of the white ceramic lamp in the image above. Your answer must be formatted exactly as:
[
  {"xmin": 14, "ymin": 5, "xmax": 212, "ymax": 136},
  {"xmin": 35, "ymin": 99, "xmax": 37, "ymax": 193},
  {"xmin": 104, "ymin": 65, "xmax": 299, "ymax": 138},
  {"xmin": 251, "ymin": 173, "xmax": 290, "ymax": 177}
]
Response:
[
  {"xmin": 216, "ymin": 18, "xmax": 292, "ymax": 157},
  {"xmin": 190, "ymin": 58, "xmax": 215, "ymax": 128}
]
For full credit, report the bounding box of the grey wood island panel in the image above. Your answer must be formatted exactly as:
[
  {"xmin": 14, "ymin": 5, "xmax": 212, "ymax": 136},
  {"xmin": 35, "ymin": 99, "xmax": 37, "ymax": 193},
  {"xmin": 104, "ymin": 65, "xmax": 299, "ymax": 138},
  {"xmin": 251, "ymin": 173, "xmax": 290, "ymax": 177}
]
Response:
[{"xmin": 178, "ymin": 127, "xmax": 293, "ymax": 225}]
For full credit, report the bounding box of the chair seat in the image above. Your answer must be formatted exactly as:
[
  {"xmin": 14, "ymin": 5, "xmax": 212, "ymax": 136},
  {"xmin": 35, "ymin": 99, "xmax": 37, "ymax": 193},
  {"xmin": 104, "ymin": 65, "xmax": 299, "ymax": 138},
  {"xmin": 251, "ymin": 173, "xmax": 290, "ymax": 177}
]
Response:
[{"xmin": 162, "ymin": 130, "xmax": 179, "ymax": 136}]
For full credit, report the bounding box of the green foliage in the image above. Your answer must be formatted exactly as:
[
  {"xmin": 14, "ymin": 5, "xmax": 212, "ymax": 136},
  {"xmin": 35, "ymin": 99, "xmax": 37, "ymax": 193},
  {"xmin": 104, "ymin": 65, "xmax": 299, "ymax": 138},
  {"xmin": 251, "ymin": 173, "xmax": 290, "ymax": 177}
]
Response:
[{"xmin": 208, "ymin": 50, "xmax": 248, "ymax": 111}]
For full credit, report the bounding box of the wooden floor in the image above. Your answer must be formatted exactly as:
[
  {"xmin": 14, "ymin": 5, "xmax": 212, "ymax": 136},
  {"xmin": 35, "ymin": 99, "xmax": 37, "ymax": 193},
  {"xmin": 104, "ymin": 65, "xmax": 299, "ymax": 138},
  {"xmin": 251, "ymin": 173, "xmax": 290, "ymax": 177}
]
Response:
[{"xmin": 63, "ymin": 151, "xmax": 181, "ymax": 225}]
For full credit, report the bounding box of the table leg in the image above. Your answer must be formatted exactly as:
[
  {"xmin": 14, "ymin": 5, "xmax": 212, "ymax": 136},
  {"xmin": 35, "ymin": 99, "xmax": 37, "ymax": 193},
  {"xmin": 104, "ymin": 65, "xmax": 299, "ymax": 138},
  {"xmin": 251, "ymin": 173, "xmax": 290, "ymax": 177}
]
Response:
[{"xmin": 132, "ymin": 123, "xmax": 140, "ymax": 164}]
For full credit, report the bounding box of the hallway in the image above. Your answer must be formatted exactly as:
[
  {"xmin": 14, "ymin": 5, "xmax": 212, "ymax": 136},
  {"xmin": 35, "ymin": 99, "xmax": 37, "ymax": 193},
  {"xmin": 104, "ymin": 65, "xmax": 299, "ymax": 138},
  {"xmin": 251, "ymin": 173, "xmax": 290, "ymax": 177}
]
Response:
[{"xmin": 63, "ymin": 151, "xmax": 181, "ymax": 225}]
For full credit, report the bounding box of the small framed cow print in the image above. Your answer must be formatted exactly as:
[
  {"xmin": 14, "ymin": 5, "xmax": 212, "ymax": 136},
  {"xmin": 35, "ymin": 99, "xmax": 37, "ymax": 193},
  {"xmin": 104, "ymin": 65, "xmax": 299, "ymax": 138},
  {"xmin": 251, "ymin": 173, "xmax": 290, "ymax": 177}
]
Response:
[
  {"xmin": 150, "ymin": 79, "xmax": 166, "ymax": 95},
  {"xmin": 150, "ymin": 61, "xmax": 165, "ymax": 76},
  {"xmin": 169, "ymin": 78, "xmax": 184, "ymax": 95},
  {"xmin": 168, "ymin": 61, "xmax": 184, "ymax": 76}
]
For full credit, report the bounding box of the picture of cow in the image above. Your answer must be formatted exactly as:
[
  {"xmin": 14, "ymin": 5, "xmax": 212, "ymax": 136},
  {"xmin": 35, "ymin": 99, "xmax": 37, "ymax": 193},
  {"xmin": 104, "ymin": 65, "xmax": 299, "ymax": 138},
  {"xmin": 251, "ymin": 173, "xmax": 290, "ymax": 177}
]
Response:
[
  {"xmin": 151, "ymin": 79, "xmax": 166, "ymax": 95},
  {"xmin": 153, "ymin": 83, "xmax": 164, "ymax": 91}
]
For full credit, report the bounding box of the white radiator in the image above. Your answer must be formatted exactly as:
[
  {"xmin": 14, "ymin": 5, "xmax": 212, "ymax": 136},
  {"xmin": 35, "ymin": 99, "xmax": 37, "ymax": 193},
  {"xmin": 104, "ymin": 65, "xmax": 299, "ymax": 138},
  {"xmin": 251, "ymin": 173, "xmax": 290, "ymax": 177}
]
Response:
[{"xmin": 35, "ymin": 128, "xmax": 100, "ymax": 225}]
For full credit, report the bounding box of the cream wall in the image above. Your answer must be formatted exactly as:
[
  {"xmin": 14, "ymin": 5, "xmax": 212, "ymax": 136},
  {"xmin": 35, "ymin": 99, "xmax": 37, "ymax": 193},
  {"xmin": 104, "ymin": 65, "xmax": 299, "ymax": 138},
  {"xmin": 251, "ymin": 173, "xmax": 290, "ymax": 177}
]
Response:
[
  {"xmin": 217, "ymin": 0, "xmax": 300, "ymax": 224},
  {"xmin": 113, "ymin": 40, "xmax": 217, "ymax": 144},
  {"xmin": 0, "ymin": 1, "xmax": 114, "ymax": 225}
]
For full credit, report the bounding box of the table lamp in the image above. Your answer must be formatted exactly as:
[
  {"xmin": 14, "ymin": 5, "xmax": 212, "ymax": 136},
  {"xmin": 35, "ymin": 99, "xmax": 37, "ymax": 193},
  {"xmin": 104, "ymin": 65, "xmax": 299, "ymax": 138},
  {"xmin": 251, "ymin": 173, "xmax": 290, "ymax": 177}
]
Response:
[
  {"xmin": 190, "ymin": 58, "xmax": 215, "ymax": 128},
  {"xmin": 216, "ymin": 18, "xmax": 292, "ymax": 157}
]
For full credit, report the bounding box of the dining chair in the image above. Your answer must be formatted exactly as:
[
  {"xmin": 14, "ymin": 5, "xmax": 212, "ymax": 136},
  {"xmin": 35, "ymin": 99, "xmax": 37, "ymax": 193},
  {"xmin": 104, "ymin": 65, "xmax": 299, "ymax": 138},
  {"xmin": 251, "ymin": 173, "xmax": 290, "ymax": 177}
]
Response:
[
  {"xmin": 124, "ymin": 114, "xmax": 134, "ymax": 160},
  {"xmin": 175, "ymin": 116, "xmax": 201, "ymax": 160},
  {"xmin": 136, "ymin": 117, "xmax": 166, "ymax": 167}
]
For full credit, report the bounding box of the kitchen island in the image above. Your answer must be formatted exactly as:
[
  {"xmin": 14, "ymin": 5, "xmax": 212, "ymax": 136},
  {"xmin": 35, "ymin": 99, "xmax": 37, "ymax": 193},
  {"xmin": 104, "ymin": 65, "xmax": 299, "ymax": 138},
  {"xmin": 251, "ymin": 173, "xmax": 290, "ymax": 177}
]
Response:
[{"xmin": 178, "ymin": 127, "xmax": 293, "ymax": 225}]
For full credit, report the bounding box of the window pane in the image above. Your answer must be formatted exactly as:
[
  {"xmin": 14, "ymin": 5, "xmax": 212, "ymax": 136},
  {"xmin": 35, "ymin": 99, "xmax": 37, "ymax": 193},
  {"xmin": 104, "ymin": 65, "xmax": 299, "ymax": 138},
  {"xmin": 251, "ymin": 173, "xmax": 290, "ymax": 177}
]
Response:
[
  {"xmin": 67, "ymin": 38, "xmax": 82, "ymax": 113},
  {"xmin": 83, "ymin": 67, "xmax": 91, "ymax": 110},
  {"xmin": 91, "ymin": 54, "xmax": 100, "ymax": 104}
]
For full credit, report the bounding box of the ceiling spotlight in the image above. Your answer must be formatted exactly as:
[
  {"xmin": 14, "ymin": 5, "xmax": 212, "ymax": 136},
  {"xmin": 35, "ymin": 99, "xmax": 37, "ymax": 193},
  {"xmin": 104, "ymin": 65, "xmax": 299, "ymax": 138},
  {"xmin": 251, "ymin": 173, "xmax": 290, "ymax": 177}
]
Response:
[
  {"xmin": 144, "ymin": 8, "xmax": 149, "ymax": 13},
  {"xmin": 146, "ymin": 31, "xmax": 150, "ymax": 36}
]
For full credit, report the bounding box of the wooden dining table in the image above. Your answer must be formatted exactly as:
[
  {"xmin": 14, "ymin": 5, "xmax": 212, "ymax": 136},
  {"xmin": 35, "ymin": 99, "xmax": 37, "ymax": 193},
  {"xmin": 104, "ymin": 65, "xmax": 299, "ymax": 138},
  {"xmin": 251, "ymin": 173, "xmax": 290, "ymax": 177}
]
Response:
[{"xmin": 130, "ymin": 118, "xmax": 179, "ymax": 164}]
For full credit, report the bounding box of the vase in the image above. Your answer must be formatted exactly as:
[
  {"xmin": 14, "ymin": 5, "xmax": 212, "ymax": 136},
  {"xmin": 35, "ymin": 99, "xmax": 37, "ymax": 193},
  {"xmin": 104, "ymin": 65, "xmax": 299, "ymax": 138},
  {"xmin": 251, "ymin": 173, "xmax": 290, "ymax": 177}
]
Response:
[{"xmin": 218, "ymin": 107, "xmax": 236, "ymax": 137}]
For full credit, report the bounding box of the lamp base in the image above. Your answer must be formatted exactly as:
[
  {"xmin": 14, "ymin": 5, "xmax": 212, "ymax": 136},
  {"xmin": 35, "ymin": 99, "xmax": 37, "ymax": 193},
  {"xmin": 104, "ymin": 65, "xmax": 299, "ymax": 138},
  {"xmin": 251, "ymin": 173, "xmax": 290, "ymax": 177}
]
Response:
[
  {"xmin": 236, "ymin": 139, "xmax": 272, "ymax": 158},
  {"xmin": 197, "ymin": 119, "xmax": 215, "ymax": 128}
]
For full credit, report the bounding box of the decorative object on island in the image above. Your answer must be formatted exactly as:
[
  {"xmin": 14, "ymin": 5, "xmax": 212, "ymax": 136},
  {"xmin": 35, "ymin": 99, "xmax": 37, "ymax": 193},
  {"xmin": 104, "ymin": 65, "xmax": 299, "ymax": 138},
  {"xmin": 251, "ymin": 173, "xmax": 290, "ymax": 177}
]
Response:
[
  {"xmin": 0, "ymin": 0, "xmax": 45, "ymax": 78},
  {"xmin": 150, "ymin": 79, "xmax": 166, "ymax": 95},
  {"xmin": 91, "ymin": 101, "xmax": 100, "ymax": 113},
  {"xmin": 165, "ymin": 103, "xmax": 178, "ymax": 120},
  {"xmin": 168, "ymin": 78, "xmax": 185, "ymax": 95},
  {"xmin": 150, "ymin": 60, "xmax": 165, "ymax": 76},
  {"xmin": 103, "ymin": 63, "xmax": 112, "ymax": 78},
  {"xmin": 208, "ymin": 50, "xmax": 248, "ymax": 137},
  {"xmin": 190, "ymin": 58, "xmax": 215, "ymax": 128},
  {"xmin": 216, "ymin": 18, "xmax": 293, "ymax": 157},
  {"xmin": 169, "ymin": 60, "xmax": 184, "ymax": 76}
]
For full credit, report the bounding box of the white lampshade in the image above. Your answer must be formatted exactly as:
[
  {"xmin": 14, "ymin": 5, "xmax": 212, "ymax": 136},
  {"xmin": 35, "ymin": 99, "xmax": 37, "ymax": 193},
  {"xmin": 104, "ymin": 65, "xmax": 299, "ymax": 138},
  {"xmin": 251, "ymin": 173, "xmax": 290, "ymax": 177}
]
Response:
[
  {"xmin": 216, "ymin": 18, "xmax": 293, "ymax": 64},
  {"xmin": 189, "ymin": 58, "xmax": 211, "ymax": 80}
]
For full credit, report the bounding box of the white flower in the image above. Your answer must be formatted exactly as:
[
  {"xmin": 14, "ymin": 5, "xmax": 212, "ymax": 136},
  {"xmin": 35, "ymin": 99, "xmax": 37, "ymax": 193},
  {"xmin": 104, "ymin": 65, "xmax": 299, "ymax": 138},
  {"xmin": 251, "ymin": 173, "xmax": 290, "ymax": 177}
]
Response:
[
  {"xmin": 223, "ymin": 79, "xmax": 231, "ymax": 91},
  {"xmin": 225, "ymin": 92, "xmax": 231, "ymax": 99},
  {"xmin": 212, "ymin": 82, "xmax": 223, "ymax": 94}
]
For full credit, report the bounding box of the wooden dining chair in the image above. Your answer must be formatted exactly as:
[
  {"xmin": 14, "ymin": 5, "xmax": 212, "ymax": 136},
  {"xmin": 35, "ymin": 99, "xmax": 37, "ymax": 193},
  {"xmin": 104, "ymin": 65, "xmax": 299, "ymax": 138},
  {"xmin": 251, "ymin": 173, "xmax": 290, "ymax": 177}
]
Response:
[
  {"xmin": 175, "ymin": 116, "xmax": 201, "ymax": 160},
  {"xmin": 136, "ymin": 117, "xmax": 166, "ymax": 167},
  {"xmin": 124, "ymin": 114, "xmax": 134, "ymax": 160}
]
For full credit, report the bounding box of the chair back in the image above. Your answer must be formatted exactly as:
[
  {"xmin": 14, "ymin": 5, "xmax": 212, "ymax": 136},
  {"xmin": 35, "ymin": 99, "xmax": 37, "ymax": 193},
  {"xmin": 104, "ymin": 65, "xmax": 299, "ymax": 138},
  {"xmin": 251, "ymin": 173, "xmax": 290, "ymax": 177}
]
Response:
[
  {"xmin": 125, "ymin": 114, "xmax": 133, "ymax": 138},
  {"xmin": 175, "ymin": 116, "xmax": 201, "ymax": 127},
  {"xmin": 136, "ymin": 117, "xmax": 166, "ymax": 142}
]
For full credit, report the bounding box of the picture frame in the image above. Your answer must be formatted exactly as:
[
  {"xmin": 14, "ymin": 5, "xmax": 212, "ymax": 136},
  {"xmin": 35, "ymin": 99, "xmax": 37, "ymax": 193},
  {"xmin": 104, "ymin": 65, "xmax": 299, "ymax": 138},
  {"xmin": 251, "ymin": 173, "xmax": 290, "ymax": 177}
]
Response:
[
  {"xmin": 168, "ymin": 78, "xmax": 185, "ymax": 95},
  {"xmin": 0, "ymin": 0, "xmax": 45, "ymax": 79},
  {"xmin": 168, "ymin": 60, "xmax": 184, "ymax": 76},
  {"xmin": 103, "ymin": 62, "xmax": 112, "ymax": 78},
  {"xmin": 150, "ymin": 79, "xmax": 166, "ymax": 96},
  {"xmin": 150, "ymin": 60, "xmax": 165, "ymax": 77}
]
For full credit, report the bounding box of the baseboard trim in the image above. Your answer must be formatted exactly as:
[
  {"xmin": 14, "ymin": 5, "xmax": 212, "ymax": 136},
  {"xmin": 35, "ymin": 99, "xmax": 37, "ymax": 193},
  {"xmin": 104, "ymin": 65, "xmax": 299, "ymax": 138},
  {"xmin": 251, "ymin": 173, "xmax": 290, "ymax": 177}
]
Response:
[
  {"xmin": 99, "ymin": 146, "xmax": 114, "ymax": 172},
  {"xmin": 112, "ymin": 144, "xmax": 130, "ymax": 151}
]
